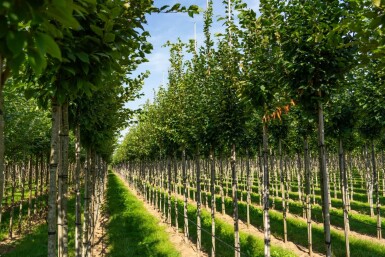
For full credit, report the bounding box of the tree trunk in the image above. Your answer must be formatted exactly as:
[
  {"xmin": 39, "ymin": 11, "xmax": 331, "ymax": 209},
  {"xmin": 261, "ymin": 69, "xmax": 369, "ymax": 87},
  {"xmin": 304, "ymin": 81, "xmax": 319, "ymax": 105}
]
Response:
[
  {"xmin": 34, "ymin": 154, "xmax": 39, "ymax": 215},
  {"xmin": 371, "ymin": 141, "xmax": 382, "ymax": 239},
  {"xmin": 246, "ymin": 149, "xmax": 251, "ymax": 227},
  {"xmin": 167, "ymin": 156, "xmax": 172, "ymax": 225},
  {"xmin": 208, "ymin": 147, "xmax": 216, "ymax": 257},
  {"xmin": 27, "ymin": 156, "xmax": 33, "ymax": 229},
  {"xmin": 75, "ymin": 125, "xmax": 82, "ymax": 257},
  {"xmin": 18, "ymin": 161, "xmax": 26, "ymax": 233},
  {"xmin": 48, "ymin": 97, "xmax": 61, "ymax": 257},
  {"xmin": 220, "ymin": 155, "xmax": 225, "ymax": 215},
  {"xmin": 82, "ymin": 151, "xmax": 91, "ymax": 257},
  {"xmin": 196, "ymin": 148, "xmax": 202, "ymax": 255},
  {"xmin": 263, "ymin": 123, "xmax": 271, "ymax": 256},
  {"xmin": 318, "ymin": 101, "xmax": 332, "ymax": 256},
  {"xmin": 9, "ymin": 164, "xmax": 16, "ymax": 238},
  {"xmin": 339, "ymin": 139, "xmax": 350, "ymax": 257},
  {"xmin": 279, "ymin": 138, "xmax": 287, "ymax": 243},
  {"xmin": 182, "ymin": 148, "xmax": 189, "ymax": 242},
  {"xmin": 231, "ymin": 143, "xmax": 240, "ymax": 257},
  {"xmin": 58, "ymin": 101, "xmax": 69, "ymax": 257},
  {"xmin": 304, "ymin": 137, "xmax": 313, "ymax": 256},
  {"xmin": 173, "ymin": 154, "xmax": 178, "ymax": 231},
  {"xmin": 0, "ymin": 55, "xmax": 6, "ymax": 224}
]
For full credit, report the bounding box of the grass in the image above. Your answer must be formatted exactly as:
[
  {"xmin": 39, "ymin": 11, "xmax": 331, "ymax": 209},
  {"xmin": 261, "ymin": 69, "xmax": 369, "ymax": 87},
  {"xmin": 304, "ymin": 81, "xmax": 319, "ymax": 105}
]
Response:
[
  {"xmin": 171, "ymin": 183, "xmax": 385, "ymax": 257},
  {"xmin": 107, "ymin": 172, "xmax": 180, "ymax": 257},
  {"xmin": 147, "ymin": 184, "xmax": 297, "ymax": 257},
  {"xmin": 215, "ymin": 195, "xmax": 385, "ymax": 257},
  {"xmin": 0, "ymin": 194, "xmax": 47, "ymax": 241},
  {"xmin": 2, "ymin": 194, "xmax": 77, "ymax": 257}
]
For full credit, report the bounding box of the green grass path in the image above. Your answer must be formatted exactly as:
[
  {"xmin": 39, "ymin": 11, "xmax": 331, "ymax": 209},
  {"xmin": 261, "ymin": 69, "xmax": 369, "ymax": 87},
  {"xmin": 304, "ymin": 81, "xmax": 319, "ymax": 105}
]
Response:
[{"xmin": 107, "ymin": 172, "xmax": 180, "ymax": 257}]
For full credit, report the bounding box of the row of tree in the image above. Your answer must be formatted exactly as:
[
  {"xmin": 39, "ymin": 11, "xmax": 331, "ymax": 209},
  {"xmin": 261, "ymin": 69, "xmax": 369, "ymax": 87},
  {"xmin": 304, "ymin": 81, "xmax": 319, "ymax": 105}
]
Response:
[
  {"xmin": 114, "ymin": 0, "xmax": 385, "ymax": 256},
  {"xmin": 1, "ymin": 1, "xmax": 199, "ymax": 256}
]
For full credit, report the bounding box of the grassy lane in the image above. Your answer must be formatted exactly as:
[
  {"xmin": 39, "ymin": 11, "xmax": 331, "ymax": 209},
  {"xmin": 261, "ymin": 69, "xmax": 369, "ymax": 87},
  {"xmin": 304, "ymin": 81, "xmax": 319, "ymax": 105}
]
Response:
[{"xmin": 107, "ymin": 172, "xmax": 180, "ymax": 257}]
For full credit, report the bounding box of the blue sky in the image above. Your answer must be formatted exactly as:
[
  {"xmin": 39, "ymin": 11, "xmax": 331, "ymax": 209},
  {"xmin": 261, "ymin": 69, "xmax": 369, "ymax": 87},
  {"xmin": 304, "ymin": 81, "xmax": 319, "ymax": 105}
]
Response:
[{"xmin": 121, "ymin": 0, "xmax": 260, "ymax": 137}]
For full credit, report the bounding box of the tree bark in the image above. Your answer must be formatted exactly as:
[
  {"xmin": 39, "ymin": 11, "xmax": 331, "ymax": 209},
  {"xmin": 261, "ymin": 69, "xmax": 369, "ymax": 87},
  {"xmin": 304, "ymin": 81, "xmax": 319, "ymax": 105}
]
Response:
[
  {"xmin": 167, "ymin": 156, "xmax": 172, "ymax": 225},
  {"xmin": 196, "ymin": 148, "xmax": 202, "ymax": 255},
  {"xmin": 58, "ymin": 101, "xmax": 69, "ymax": 257},
  {"xmin": 75, "ymin": 125, "xmax": 82, "ymax": 257},
  {"xmin": 231, "ymin": 143, "xmax": 240, "ymax": 257},
  {"xmin": 182, "ymin": 148, "xmax": 189, "ymax": 241},
  {"xmin": 339, "ymin": 139, "xmax": 350, "ymax": 257},
  {"xmin": 246, "ymin": 149, "xmax": 251, "ymax": 227},
  {"xmin": 9, "ymin": 164, "xmax": 16, "ymax": 238},
  {"xmin": 318, "ymin": 101, "xmax": 332, "ymax": 256},
  {"xmin": 279, "ymin": 138, "xmax": 287, "ymax": 243},
  {"xmin": 48, "ymin": 97, "xmax": 61, "ymax": 257},
  {"xmin": 371, "ymin": 141, "xmax": 382, "ymax": 239},
  {"xmin": 0, "ymin": 55, "xmax": 6, "ymax": 224},
  {"xmin": 304, "ymin": 137, "xmax": 313, "ymax": 256},
  {"xmin": 27, "ymin": 156, "xmax": 33, "ymax": 228},
  {"xmin": 210, "ymin": 146, "xmax": 216, "ymax": 257},
  {"xmin": 263, "ymin": 123, "xmax": 271, "ymax": 257},
  {"xmin": 18, "ymin": 161, "xmax": 26, "ymax": 233}
]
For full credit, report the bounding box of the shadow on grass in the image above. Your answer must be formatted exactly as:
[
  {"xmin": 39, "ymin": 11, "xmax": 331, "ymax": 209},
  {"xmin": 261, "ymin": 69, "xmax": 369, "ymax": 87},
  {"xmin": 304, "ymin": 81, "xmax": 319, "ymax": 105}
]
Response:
[
  {"xmin": 2, "ymin": 195, "xmax": 77, "ymax": 257},
  {"xmin": 107, "ymin": 173, "xmax": 180, "ymax": 257}
]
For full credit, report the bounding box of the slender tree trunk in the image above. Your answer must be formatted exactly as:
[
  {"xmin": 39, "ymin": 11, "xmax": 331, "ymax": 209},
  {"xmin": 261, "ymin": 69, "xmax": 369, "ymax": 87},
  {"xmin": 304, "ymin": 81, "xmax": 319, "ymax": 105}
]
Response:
[
  {"xmin": 339, "ymin": 139, "xmax": 350, "ymax": 257},
  {"xmin": 0, "ymin": 55, "xmax": 6, "ymax": 224},
  {"xmin": 75, "ymin": 125, "xmax": 82, "ymax": 257},
  {"xmin": 82, "ymin": 152, "xmax": 91, "ymax": 257},
  {"xmin": 365, "ymin": 144, "xmax": 374, "ymax": 217},
  {"xmin": 34, "ymin": 154, "xmax": 39, "ymax": 215},
  {"xmin": 210, "ymin": 146, "xmax": 216, "ymax": 257},
  {"xmin": 58, "ymin": 101, "xmax": 69, "ymax": 257},
  {"xmin": 48, "ymin": 98, "xmax": 61, "ymax": 257},
  {"xmin": 9, "ymin": 164, "xmax": 16, "ymax": 238},
  {"xmin": 231, "ymin": 144, "xmax": 240, "ymax": 257},
  {"xmin": 4, "ymin": 163, "xmax": 8, "ymax": 208},
  {"xmin": 258, "ymin": 146, "xmax": 263, "ymax": 206},
  {"xmin": 371, "ymin": 141, "xmax": 382, "ymax": 239},
  {"xmin": 196, "ymin": 148, "xmax": 202, "ymax": 255},
  {"xmin": 263, "ymin": 123, "xmax": 271, "ymax": 257},
  {"xmin": 246, "ymin": 149, "xmax": 251, "ymax": 227},
  {"xmin": 182, "ymin": 148, "xmax": 189, "ymax": 242},
  {"xmin": 27, "ymin": 156, "xmax": 33, "ymax": 229},
  {"xmin": 279, "ymin": 138, "xmax": 287, "ymax": 243},
  {"xmin": 220, "ymin": 155, "xmax": 225, "ymax": 215},
  {"xmin": 18, "ymin": 161, "xmax": 26, "ymax": 233},
  {"xmin": 318, "ymin": 101, "xmax": 332, "ymax": 256},
  {"xmin": 304, "ymin": 137, "xmax": 313, "ymax": 256},
  {"xmin": 167, "ymin": 156, "xmax": 172, "ymax": 225},
  {"xmin": 173, "ymin": 153, "xmax": 178, "ymax": 231}
]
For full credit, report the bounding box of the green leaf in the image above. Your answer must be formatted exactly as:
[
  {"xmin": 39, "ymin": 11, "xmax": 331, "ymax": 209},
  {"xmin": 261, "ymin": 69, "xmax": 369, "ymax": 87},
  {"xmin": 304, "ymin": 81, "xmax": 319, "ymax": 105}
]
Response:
[
  {"xmin": 35, "ymin": 33, "xmax": 62, "ymax": 60},
  {"xmin": 47, "ymin": 6, "xmax": 80, "ymax": 28},
  {"xmin": 75, "ymin": 52, "xmax": 89, "ymax": 63},
  {"xmin": 90, "ymin": 24, "xmax": 103, "ymax": 37},
  {"xmin": 373, "ymin": 0, "xmax": 381, "ymax": 7},
  {"xmin": 103, "ymin": 33, "xmax": 115, "ymax": 43},
  {"xmin": 6, "ymin": 31, "xmax": 26, "ymax": 55},
  {"xmin": 28, "ymin": 50, "xmax": 46, "ymax": 75},
  {"xmin": 170, "ymin": 3, "xmax": 181, "ymax": 11},
  {"xmin": 81, "ymin": 63, "xmax": 89, "ymax": 75},
  {"xmin": 111, "ymin": 7, "xmax": 121, "ymax": 18},
  {"xmin": 104, "ymin": 21, "xmax": 113, "ymax": 32},
  {"xmin": 8, "ymin": 53, "xmax": 25, "ymax": 71}
]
